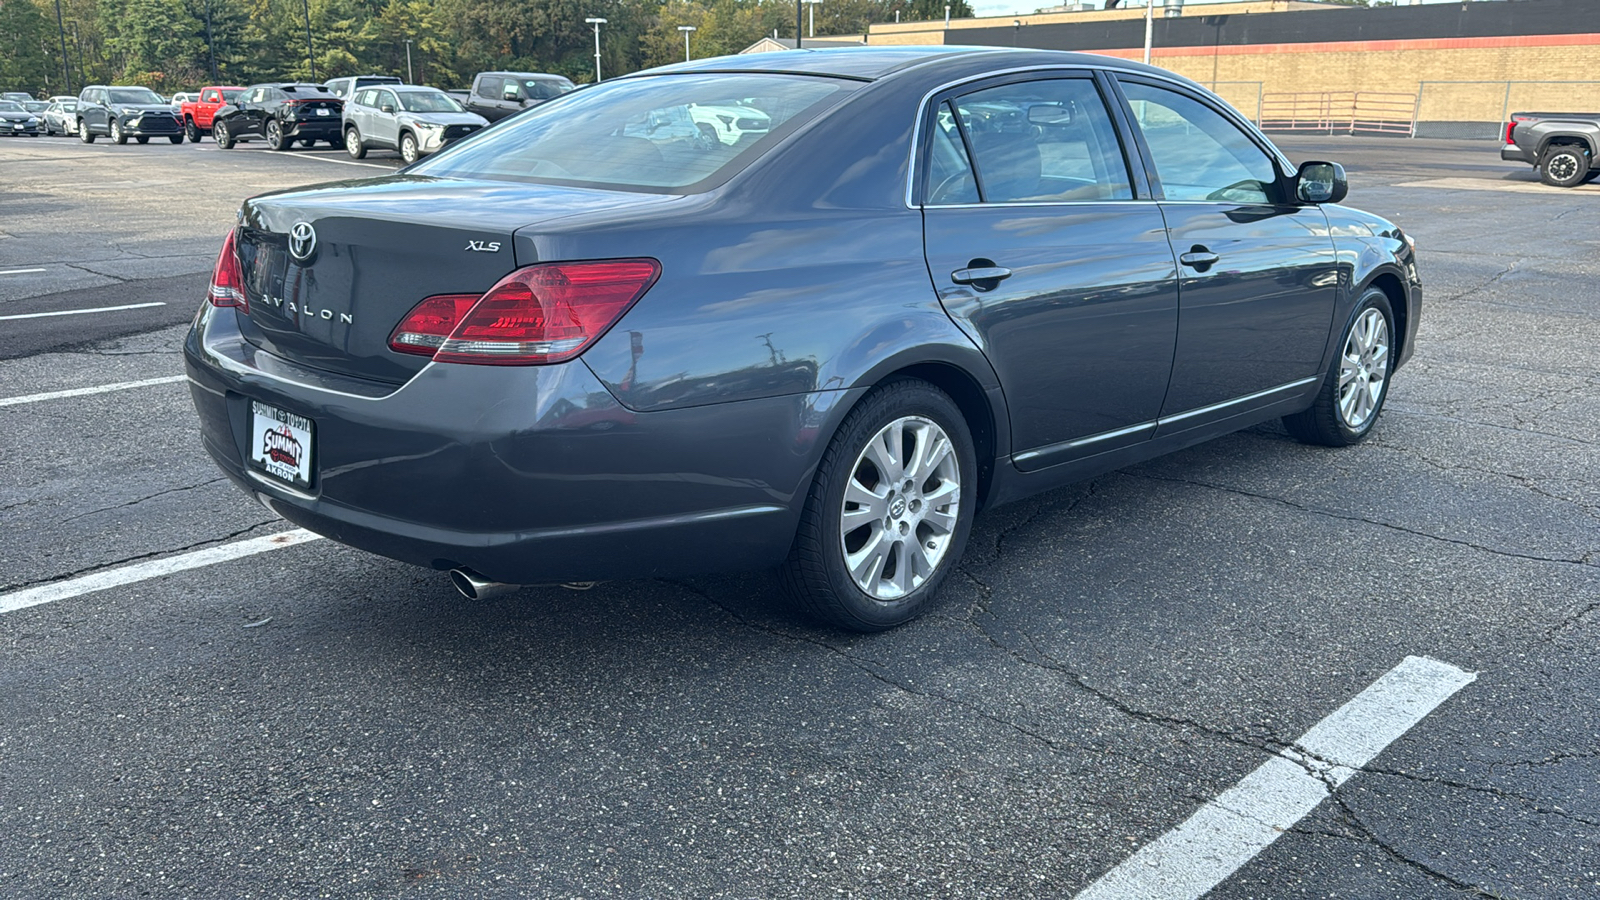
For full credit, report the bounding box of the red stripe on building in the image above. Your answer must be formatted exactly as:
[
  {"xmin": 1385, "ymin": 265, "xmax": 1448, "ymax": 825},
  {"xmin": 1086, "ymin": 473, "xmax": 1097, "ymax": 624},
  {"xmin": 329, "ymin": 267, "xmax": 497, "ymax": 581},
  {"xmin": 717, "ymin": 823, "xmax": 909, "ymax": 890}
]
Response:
[{"xmin": 1084, "ymin": 32, "xmax": 1600, "ymax": 60}]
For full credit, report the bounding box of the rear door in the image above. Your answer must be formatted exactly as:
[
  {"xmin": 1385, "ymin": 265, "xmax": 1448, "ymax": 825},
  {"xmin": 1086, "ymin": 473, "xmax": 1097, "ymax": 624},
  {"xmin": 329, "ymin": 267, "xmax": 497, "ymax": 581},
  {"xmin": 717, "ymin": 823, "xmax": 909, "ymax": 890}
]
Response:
[
  {"xmin": 1112, "ymin": 75, "xmax": 1338, "ymax": 425},
  {"xmin": 920, "ymin": 72, "xmax": 1180, "ymax": 471}
]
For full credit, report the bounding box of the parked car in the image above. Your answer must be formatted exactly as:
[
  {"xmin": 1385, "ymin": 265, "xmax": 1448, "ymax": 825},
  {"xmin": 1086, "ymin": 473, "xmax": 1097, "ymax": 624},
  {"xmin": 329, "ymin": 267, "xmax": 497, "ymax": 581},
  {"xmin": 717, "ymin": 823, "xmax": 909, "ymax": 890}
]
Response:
[
  {"xmin": 686, "ymin": 102, "xmax": 771, "ymax": 146},
  {"xmin": 212, "ymin": 83, "xmax": 343, "ymax": 150},
  {"xmin": 0, "ymin": 100, "xmax": 42, "ymax": 136},
  {"xmin": 170, "ymin": 91, "xmax": 197, "ymax": 111},
  {"xmin": 1501, "ymin": 111, "xmax": 1600, "ymax": 187},
  {"xmin": 1, "ymin": 91, "xmax": 33, "ymax": 102},
  {"xmin": 323, "ymin": 74, "xmax": 403, "ymax": 100},
  {"xmin": 343, "ymin": 84, "xmax": 487, "ymax": 163},
  {"xmin": 76, "ymin": 85, "xmax": 183, "ymax": 143},
  {"xmin": 186, "ymin": 48, "xmax": 1421, "ymax": 631},
  {"xmin": 179, "ymin": 85, "xmax": 246, "ymax": 141},
  {"xmin": 463, "ymin": 71, "xmax": 574, "ymax": 122},
  {"xmin": 42, "ymin": 98, "xmax": 77, "ymax": 135}
]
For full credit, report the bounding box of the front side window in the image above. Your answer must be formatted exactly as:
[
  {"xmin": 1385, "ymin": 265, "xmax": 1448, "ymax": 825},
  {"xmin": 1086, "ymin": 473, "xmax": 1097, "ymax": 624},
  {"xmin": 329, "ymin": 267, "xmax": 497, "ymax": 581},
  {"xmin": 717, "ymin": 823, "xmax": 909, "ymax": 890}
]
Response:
[
  {"xmin": 376, "ymin": 91, "xmax": 397, "ymax": 111},
  {"xmin": 937, "ymin": 77, "xmax": 1134, "ymax": 204},
  {"xmin": 1120, "ymin": 81, "xmax": 1281, "ymax": 204},
  {"xmin": 524, "ymin": 79, "xmax": 573, "ymax": 101},
  {"xmin": 410, "ymin": 73, "xmax": 852, "ymax": 193}
]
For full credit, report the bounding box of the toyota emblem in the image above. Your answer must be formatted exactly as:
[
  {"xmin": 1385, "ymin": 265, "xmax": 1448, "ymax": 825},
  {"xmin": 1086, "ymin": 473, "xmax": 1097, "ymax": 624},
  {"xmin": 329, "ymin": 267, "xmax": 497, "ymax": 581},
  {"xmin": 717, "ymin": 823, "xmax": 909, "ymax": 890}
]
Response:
[{"xmin": 289, "ymin": 221, "xmax": 317, "ymax": 263}]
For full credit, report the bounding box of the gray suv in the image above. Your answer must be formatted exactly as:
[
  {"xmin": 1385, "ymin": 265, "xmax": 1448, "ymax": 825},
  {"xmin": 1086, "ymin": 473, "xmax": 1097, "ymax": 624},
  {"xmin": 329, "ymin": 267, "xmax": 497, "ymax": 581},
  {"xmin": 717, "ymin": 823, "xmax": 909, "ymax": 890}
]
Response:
[{"xmin": 343, "ymin": 85, "xmax": 487, "ymax": 163}]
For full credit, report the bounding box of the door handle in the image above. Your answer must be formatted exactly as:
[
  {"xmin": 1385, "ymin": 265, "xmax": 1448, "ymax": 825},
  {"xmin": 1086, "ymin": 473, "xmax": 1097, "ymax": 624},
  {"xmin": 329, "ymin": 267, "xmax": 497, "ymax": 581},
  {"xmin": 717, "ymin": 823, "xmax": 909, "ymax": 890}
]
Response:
[
  {"xmin": 1179, "ymin": 249, "xmax": 1220, "ymax": 269},
  {"xmin": 951, "ymin": 266, "xmax": 1012, "ymax": 285}
]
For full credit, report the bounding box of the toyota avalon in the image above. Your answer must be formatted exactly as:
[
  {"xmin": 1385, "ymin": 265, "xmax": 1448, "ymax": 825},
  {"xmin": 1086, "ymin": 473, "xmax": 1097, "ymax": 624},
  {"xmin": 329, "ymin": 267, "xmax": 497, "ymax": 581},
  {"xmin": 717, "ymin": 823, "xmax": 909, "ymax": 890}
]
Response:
[{"xmin": 186, "ymin": 47, "xmax": 1421, "ymax": 631}]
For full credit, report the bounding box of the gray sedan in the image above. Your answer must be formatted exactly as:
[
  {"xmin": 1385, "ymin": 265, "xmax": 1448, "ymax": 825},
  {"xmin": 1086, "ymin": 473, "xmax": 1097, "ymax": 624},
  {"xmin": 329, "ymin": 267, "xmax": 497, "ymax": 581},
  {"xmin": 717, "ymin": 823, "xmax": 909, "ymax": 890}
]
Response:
[
  {"xmin": 342, "ymin": 85, "xmax": 487, "ymax": 164},
  {"xmin": 186, "ymin": 47, "xmax": 1421, "ymax": 631}
]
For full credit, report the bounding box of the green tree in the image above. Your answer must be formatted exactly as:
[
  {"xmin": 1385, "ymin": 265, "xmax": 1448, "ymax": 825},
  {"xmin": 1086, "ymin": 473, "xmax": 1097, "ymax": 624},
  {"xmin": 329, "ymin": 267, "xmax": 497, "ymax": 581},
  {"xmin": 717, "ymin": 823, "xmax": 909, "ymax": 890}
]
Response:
[{"xmin": 0, "ymin": 0, "xmax": 55, "ymax": 95}]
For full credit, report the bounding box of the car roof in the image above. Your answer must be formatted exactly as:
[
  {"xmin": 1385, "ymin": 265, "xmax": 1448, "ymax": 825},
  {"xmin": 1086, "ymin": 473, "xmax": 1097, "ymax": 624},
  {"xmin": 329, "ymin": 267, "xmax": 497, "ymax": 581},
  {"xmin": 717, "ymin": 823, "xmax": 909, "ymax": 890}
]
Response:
[
  {"xmin": 637, "ymin": 45, "xmax": 1176, "ymax": 83},
  {"xmin": 389, "ymin": 85, "xmax": 448, "ymax": 92},
  {"xmin": 485, "ymin": 72, "xmax": 572, "ymax": 81}
]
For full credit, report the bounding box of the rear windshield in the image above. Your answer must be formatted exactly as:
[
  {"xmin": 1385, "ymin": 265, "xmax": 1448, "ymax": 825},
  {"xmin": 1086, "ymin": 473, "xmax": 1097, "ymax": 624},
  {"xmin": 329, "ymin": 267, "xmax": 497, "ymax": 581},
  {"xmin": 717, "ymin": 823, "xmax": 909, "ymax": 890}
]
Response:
[
  {"xmin": 399, "ymin": 91, "xmax": 463, "ymax": 113},
  {"xmin": 109, "ymin": 88, "xmax": 163, "ymax": 104},
  {"xmin": 522, "ymin": 79, "xmax": 573, "ymax": 100},
  {"xmin": 410, "ymin": 73, "xmax": 851, "ymax": 193},
  {"xmin": 221, "ymin": 90, "xmax": 242, "ymax": 103}
]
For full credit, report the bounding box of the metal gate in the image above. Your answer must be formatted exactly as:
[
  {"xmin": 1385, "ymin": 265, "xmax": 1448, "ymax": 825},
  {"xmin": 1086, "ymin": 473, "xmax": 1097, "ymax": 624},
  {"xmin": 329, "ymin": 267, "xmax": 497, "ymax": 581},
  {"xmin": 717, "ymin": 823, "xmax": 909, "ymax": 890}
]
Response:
[{"xmin": 1258, "ymin": 91, "xmax": 1418, "ymax": 136}]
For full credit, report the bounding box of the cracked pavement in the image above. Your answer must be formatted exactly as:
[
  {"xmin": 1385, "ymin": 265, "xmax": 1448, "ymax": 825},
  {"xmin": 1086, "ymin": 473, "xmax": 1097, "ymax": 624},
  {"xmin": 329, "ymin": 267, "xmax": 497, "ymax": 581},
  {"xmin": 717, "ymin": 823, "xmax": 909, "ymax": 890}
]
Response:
[{"xmin": 1, "ymin": 136, "xmax": 1597, "ymax": 898}]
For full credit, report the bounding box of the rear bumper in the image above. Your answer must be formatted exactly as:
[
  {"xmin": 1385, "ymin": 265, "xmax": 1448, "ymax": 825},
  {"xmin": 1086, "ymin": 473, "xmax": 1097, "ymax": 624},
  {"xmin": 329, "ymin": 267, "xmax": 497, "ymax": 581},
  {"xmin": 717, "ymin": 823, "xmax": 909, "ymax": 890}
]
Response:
[
  {"xmin": 1501, "ymin": 143, "xmax": 1535, "ymax": 164},
  {"xmin": 285, "ymin": 118, "xmax": 342, "ymax": 139},
  {"xmin": 185, "ymin": 304, "xmax": 854, "ymax": 584}
]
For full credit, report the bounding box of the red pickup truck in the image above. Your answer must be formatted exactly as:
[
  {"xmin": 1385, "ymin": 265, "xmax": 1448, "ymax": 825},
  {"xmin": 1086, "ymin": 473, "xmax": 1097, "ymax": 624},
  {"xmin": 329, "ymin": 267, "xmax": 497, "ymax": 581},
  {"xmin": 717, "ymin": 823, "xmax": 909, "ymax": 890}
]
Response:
[{"xmin": 180, "ymin": 86, "xmax": 246, "ymax": 142}]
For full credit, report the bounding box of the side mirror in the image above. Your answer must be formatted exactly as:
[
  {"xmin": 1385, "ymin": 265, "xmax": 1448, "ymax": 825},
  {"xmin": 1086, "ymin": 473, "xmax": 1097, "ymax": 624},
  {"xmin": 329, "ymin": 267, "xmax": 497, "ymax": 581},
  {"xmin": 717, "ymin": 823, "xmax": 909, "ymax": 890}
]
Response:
[
  {"xmin": 380, "ymin": 104, "xmax": 396, "ymax": 114},
  {"xmin": 1295, "ymin": 161, "xmax": 1347, "ymax": 204},
  {"xmin": 502, "ymin": 88, "xmax": 520, "ymax": 101}
]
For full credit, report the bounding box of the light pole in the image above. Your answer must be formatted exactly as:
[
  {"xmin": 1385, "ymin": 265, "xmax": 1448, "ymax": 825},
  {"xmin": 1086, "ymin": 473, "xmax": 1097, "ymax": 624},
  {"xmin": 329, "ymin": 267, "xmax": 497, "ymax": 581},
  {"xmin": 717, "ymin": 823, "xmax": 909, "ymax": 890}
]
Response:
[
  {"xmin": 1143, "ymin": 0, "xmax": 1153, "ymax": 65},
  {"xmin": 944, "ymin": 4, "xmax": 951, "ymax": 28},
  {"xmin": 677, "ymin": 25, "xmax": 695, "ymax": 62},
  {"xmin": 301, "ymin": 0, "xmax": 316, "ymax": 81},
  {"xmin": 585, "ymin": 17, "xmax": 606, "ymax": 82},
  {"xmin": 52, "ymin": 0, "xmax": 71, "ymax": 93},
  {"xmin": 404, "ymin": 39, "xmax": 414, "ymax": 83},
  {"xmin": 795, "ymin": 0, "xmax": 803, "ymax": 49},
  {"xmin": 802, "ymin": 0, "xmax": 821, "ymax": 38},
  {"xmin": 204, "ymin": 0, "xmax": 216, "ymax": 82}
]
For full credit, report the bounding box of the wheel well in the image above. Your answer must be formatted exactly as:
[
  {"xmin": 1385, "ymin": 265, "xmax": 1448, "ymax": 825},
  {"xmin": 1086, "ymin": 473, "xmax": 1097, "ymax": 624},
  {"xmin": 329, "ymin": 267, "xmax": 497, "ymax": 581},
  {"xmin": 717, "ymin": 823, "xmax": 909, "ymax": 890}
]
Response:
[
  {"xmin": 1542, "ymin": 136, "xmax": 1593, "ymax": 157},
  {"xmin": 1368, "ymin": 272, "xmax": 1408, "ymax": 363},
  {"xmin": 881, "ymin": 362, "xmax": 998, "ymax": 509}
]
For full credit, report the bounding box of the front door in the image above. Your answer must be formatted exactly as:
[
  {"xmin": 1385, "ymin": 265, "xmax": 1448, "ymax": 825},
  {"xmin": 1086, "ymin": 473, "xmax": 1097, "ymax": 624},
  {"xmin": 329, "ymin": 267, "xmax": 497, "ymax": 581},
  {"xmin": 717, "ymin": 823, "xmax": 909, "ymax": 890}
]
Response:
[
  {"xmin": 1113, "ymin": 77, "xmax": 1339, "ymax": 422},
  {"xmin": 920, "ymin": 73, "xmax": 1180, "ymax": 471}
]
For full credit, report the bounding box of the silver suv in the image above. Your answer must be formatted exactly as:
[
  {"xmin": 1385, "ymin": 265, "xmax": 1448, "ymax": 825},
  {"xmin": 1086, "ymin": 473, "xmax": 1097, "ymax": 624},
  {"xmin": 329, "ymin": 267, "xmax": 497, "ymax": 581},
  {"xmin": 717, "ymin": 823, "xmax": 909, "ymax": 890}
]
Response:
[{"xmin": 343, "ymin": 85, "xmax": 488, "ymax": 164}]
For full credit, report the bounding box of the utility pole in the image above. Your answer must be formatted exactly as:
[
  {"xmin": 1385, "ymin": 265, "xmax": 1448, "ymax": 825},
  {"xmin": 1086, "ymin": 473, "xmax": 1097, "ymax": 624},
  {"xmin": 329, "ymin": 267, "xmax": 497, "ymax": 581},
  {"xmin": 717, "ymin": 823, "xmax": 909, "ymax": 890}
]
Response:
[
  {"xmin": 404, "ymin": 39, "xmax": 414, "ymax": 83},
  {"xmin": 1143, "ymin": 0, "xmax": 1153, "ymax": 65},
  {"xmin": 802, "ymin": 0, "xmax": 821, "ymax": 38},
  {"xmin": 53, "ymin": 0, "xmax": 71, "ymax": 94},
  {"xmin": 945, "ymin": 5, "xmax": 951, "ymax": 28},
  {"xmin": 677, "ymin": 25, "xmax": 695, "ymax": 62},
  {"xmin": 205, "ymin": 0, "xmax": 216, "ymax": 82},
  {"xmin": 585, "ymin": 18, "xmax": 606, "ymax": 82},
  {"xmin": 301, "ymin": 0, "xmax": 316, "ymax": 80},
  {"xmin": 795, "ymin": 0, "xmax": 803, "ymax": 48}
]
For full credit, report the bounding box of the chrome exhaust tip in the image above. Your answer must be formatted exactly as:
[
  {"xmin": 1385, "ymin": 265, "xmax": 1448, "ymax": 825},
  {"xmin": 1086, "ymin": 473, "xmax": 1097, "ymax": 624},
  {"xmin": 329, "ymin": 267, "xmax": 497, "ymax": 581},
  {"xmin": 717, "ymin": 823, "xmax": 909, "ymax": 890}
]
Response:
[{"xmin": 449, "ymin": 568, "xmax": 519, "ymax": 601}]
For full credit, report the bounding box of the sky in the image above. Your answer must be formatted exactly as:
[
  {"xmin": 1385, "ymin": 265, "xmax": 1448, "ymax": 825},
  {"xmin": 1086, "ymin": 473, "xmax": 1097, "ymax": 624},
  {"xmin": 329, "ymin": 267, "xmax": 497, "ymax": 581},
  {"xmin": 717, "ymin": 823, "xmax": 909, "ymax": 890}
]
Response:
[{"xmin": 970, "ymin": 0, "xmax": 1477, "ymax": 22}]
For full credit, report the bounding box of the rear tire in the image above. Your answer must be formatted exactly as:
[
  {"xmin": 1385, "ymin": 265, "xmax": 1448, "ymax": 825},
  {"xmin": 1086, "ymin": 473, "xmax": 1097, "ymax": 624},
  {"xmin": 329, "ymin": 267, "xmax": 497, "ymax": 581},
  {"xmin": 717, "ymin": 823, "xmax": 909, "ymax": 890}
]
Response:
[
  {"xmin": 78, "ymin": 119, "xmax": 94, "ymax": 143},
  {"xmin": 1283, "ymin": 287, "xmax": 1395, "ymax": 447},
  {"xmin": 345, "ymin": 127, "xmax": 365, "ymax": 158},
  {"xmin": 781, "ymin": 379, "xmax": 976, "ymax": 632},
  {"xmin": 168, "ymin": 134, "xmax": 183, "ymax": 144},
  {"xmin": 185, "ymin": 119, "xmax": 201, "ymax": 142},
  {"xmin": 135, "ymin": 135, "xmax": 149, "ymax": 144},
  {"xmin": 265, "ymin": 119, "xmax": 287, "ymax": 151},
  {"xmin": 1539, "ymin": 143, "xmax": 1590, "ymax": 188}
]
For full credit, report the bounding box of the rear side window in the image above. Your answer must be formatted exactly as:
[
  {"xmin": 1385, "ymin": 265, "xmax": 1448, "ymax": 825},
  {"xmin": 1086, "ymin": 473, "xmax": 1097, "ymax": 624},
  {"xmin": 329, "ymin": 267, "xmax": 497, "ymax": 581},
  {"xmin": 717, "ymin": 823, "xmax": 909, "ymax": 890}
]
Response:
[
  {"xmin": 949, "ymin": 78, "xmax": 1133, "ymax": 204},
  {"xmin": 410, "ymin": 73, "xmax": 854, "ymax": 193}
]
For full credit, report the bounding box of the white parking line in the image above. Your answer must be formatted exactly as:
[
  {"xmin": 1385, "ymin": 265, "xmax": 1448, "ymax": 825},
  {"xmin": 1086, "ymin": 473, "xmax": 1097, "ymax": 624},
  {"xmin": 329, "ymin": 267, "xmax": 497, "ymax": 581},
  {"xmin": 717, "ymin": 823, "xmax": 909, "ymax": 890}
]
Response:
[
  {"xmin": 0, "ymin": 268, "xmax": 48, "ymax": 276},
  {"xmin": 0, "ymin": 529, "xmax": 323, "ymax": 615},
  {"xmin": 0, "ymin": 375, "xmax": 187, "ymax": 407},
  {"xmin": 1074, "ymin": 656, "xmax": 1476, "ymax": 900},
  {"xmin": 0, "ymin": 301, "xmax": 166, "ymax": 321}
]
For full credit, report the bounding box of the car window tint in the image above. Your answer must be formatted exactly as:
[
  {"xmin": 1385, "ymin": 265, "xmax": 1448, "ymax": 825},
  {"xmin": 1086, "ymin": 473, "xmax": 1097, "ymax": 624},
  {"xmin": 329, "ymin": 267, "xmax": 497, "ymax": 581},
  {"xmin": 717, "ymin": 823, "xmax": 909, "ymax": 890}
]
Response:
[
  {"xmin": 221, "ymin": 90, "xmax": 241, "ymax": 104},
  {"xmin": 925, "ymin": 101, "xmax": 978, "ymax": 205},
  {"xmin": 953, "ymin": 78, "xmax": 1132, "ymax": 204},
  {"xmin": 410, "ymin": 73, "xmax": 852, "ymax": 193},
  {"xmin": 1120, "ymin": 81, "xmax": 1280, "ymax": 204}
]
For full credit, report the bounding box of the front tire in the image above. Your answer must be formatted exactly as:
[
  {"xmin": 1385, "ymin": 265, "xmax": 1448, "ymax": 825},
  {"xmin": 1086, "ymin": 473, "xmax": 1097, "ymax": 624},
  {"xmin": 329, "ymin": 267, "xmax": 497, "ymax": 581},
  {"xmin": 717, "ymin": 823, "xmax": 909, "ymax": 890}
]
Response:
[
  {"xmin": 399, "ymin": 131, "xmax": 419, "ymax": 164},
  {"xmin": 344, "ymin": 126, "xmax": 365, "ymax": 159},
  {"xmin": 781, "ymin": 380, "xmax": 976, "ymax": 631},
  {"xmin": 110, "ymin": 119, "xmax": 127, "ymax": 144},
  {"xmin": 78, "ymin": 119, "xmax": 94, "ymax": 143},
  {"xmin": 1539, "ymin": 143, "xmax": 1590, "ymax": 188},
  {"xmin": 214, "ymin": 120, "xmax": 234, "ymax": 149},
  {"xmin": 1284, "ymin": 287, "xmax": 1395, "ymax": 446}
]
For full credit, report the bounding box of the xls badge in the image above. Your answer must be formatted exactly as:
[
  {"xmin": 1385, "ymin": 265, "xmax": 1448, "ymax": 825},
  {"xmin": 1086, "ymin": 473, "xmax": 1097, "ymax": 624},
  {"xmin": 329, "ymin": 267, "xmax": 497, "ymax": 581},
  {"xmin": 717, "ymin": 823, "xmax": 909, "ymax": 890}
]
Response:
[{"xmin": 289, "ymin": 221, "xmax": 317, "ymax": 263}]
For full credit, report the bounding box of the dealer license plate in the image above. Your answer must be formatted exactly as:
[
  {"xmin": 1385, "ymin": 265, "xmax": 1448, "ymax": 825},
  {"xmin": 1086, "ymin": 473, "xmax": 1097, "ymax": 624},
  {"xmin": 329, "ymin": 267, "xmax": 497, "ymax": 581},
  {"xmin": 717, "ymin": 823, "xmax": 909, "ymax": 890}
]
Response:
[{"xmin": 249, "ymin": 400, "xmax": 314, "ymax": 489}]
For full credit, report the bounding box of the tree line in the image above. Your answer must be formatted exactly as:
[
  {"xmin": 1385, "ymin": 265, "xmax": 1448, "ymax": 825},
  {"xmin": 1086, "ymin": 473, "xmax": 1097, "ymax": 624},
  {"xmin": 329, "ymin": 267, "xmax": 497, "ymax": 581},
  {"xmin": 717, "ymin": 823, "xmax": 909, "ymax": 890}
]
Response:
[{"xmin": 0, "ymin": 0, "xmax": 972, "ymax": 97}]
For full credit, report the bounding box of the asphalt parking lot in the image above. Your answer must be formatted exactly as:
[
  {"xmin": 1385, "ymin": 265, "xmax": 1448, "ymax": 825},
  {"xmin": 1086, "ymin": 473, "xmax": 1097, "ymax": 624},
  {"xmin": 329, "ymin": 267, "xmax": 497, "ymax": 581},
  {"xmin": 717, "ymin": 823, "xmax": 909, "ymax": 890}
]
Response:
[{"xmin": 2, "ymin": 133, "xmax": 1596, "ymax": 899}]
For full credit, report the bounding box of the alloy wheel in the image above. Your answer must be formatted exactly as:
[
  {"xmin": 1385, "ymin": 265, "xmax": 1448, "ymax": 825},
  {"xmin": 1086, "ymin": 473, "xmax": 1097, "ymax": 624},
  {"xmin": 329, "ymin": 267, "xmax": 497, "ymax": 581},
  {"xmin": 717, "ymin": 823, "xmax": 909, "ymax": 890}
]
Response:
[
  {"xmin": 1548, "ymin": 153, "xmax": 1578, "ymax": 182},
  {"xmin": 1337, "ymin": 307, "xmax": 1390, "ymax": 430},
  {"xmin": 839, "ymin": 415, "xmax": 962, "ymax": 600}
]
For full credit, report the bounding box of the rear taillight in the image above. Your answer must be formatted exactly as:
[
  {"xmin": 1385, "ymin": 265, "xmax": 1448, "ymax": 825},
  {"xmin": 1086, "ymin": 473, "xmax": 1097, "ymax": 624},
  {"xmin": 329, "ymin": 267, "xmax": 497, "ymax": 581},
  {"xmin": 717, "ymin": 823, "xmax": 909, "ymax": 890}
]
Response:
[
  {"xmin": 388, "ymin": 259, "xmax": 660, "ymax": 366},
  {"xmin": 207, "ymin": 229, "xmax": 247, "ymax": 313},
  {"xmin": 1504, "ymin": 115, "xmax": 1528, "ymax": 144}
]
